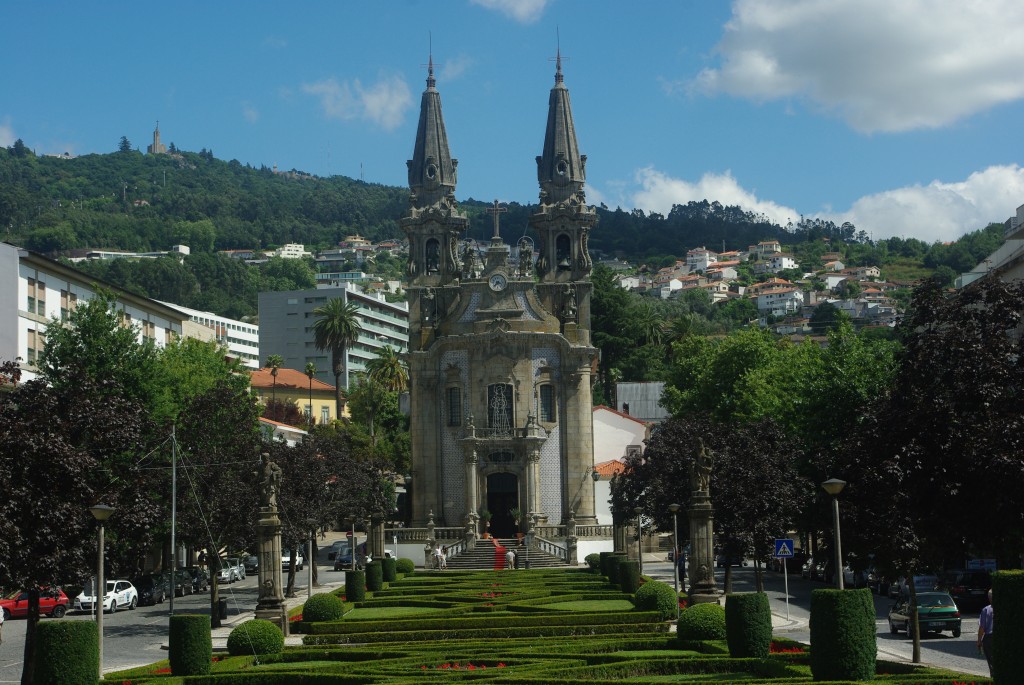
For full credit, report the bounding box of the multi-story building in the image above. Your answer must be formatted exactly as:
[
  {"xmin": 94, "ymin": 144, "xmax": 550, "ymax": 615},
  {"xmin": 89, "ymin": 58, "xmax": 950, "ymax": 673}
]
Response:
[
  {"xmin": 0, "ymin": 242, "xmax": 193, "ymax": 381},
  {"xmin": 159, "ymin": 302, "xmax": 260, "ymax": 369},
  {"xmin": 258, "ymin": 283, "xmax": 409, "ymax": 389},
  {"xmin": 250, "ymin": 366, "xmax": 339, "ymax": 425}
]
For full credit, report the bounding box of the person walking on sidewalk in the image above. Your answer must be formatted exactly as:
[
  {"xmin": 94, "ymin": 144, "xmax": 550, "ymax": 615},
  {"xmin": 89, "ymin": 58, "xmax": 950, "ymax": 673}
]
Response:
[{"xmin": 977, "ymin": 589, "xmax": 994, "ymax": 675}]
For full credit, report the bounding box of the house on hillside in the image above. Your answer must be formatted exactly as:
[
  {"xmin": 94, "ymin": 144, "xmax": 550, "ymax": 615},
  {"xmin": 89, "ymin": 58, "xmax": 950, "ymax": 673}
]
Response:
[
  {"xmin": 755, "ymin": 287, "xmax": 804, "ymax": 317},
  {"xmin": 259, "ymin": 417, "xmax": 308, "ymax": 447},
  {"xmin": 765, "ymin": 253, "xmax": 799, "ymax": 273}
]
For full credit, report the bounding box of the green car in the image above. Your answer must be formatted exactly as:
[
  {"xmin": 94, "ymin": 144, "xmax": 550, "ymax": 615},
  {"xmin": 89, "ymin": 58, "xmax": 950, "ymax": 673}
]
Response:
[{"xmin": 888, "ymin": 591, "xmax": 961, "ymax": 638}]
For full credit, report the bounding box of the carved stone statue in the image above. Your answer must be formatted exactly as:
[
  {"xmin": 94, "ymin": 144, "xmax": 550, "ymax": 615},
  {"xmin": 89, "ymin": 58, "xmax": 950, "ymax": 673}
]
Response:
[
  {"xmin": 518, "ymin": 238, "xmax": 533, "ymax": 277},
  {"xmin": 562, "ymin": 284, "xmax": 578, "ymax": 321},
  {"xmin": 260, "ymin": 452, "xmax": 283, "ymax": 509},
  {"xmin": 421, "ymin": 287, "xmax": 436, "ymax": 323},
  {"xmin": 689, "ymin": 439, "xmax": 713, "ymax": 493}
]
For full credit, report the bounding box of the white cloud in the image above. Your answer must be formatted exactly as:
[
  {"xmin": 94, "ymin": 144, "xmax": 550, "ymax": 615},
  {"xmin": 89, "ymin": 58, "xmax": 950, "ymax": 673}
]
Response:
[
  {"xmin": 241, "ymin": 101, "xmax": 260, "ymax": 123},
  {"xmin": 0, "ymin": 120, "xmax": 14, "ymax": 147},
  {"xmin": 628, "ymin": 164, "xmax": 1024, "ymax": 245},
  {"xmin": 302, "ymin": 74, "xmax": 412, "ymax": 131},
  {"xmin": 695, "ymin": 0, "xmax": 1024, "ymax": 133},
  {"xmin": 631, "ymin": 166, "xmax": 797, "ymax": 226},
  {"xmin": 440, "ymin": 54, "xmax": 473, "ymax": 82},
  {"xmin": 823, "ymin": 165, "xmax": 1024, "ymax": 243},
  {"xmin": 470, "ymin": 0, "xmax": 548, "ymax": 24}
]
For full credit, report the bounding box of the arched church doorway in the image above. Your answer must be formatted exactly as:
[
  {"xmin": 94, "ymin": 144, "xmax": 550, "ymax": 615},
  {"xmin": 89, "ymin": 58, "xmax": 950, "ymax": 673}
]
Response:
[{"xmin": 486, "ymin": 472, "xmax": 519, "ymax": 539}]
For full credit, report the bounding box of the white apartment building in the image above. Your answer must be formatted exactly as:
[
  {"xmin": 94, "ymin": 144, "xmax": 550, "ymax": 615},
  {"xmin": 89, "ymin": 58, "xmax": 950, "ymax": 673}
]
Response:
[
  {"xmin": 158, "ymin": 302, "xmax": 260, "ymax": 369},
  {"xmin": 686, "ymin": 247, "xmax": 718, "ymax": 272},
  {"xmin": 274, "ymin": 243, "xmax": 312, "ymax": 259},
  {"xmin": 0, "ymin": 242, "xmax": 191, "ymax": 381},
  {"xmin": 765, "ymin": 254, "xmax": 799, "ymax": 273},
  {"xmin": 755, "ymin": 287, "xmax": 804, "ymax": 317}
]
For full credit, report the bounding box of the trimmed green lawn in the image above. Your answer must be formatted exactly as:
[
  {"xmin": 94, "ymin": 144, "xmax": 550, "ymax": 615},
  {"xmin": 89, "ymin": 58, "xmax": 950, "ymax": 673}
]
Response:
[{"xmin": 544, "ymin": 599, "xmax": 637, "ymax": 611}]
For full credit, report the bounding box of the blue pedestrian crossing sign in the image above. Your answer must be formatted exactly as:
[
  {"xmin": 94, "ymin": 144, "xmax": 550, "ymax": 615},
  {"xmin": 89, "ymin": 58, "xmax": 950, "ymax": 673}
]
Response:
[{"xmin": 773, "ymin": 539, "xmax": 795, "ymax": 558}]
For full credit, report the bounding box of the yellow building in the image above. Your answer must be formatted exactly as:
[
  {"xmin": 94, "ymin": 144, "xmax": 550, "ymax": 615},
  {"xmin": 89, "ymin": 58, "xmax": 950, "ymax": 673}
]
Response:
[{"xmin": 249, "ymin": 367, "xmax": 345, "ymax": 424}]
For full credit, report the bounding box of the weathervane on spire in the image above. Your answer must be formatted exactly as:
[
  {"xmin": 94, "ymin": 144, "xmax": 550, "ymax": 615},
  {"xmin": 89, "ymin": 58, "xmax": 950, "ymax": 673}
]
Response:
[
  {"xmin": 551, "ymin": 28, "xmax": 567, "ymax": 84},
  {"xmin": 422, "ymin": 32, "xmax": 440, "ymax": 88}
]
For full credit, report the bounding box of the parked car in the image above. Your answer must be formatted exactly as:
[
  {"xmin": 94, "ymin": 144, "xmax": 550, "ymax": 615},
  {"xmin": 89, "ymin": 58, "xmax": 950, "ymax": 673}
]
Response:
[
  {"xmin": 1, "ymin": 587, "xmax": 70, "ymax": 619},
  {"xmin": 801, "ymin": 556, "xmax": 816, "ymax": 580},
  {"xmin": 888, "ymin": 591, "xmax": 961, "ymax": 638},
  {"xmin": 332, "ymin": 543, "xmax": 355, "ymax": 571},
  {"xmin": 161, "ymin": 569, "xmax": 194, "ymax": 597},
  {"xmin": 130, "ymin": 574, "xmax": 167, "ymax": 606},
  {"xmin": 217, "ymin": 559, "xmax": 241, "ymax": 584},
  {"xmin": 242, "ymin": 555, "xmax": 259, "ymax": 575},
  {"xmin": 183, "ymin": 567, "xmax": 210, "ymax": 593},
  {"xmin": 935, "ymin": 569, "xmax": 991, "ymax": 613},
  {"xmin": 895, "ymin": 573, "xmax": 939, "ymax": 598},
  {"xmin": 74, "ymin": 579, "xmax": 138, "ymax": 614},
  {"xmin": 810, "ymin": 558, "xmax": 828, "ymax": 582},
  {"xmin": 282, "ymin": 549, "xmax": 305, "ymax": 572},
  {"xmin": 226, "ymin": 557, "xmax": 246, "ymax": 580},
  {"xmin": 716, "ymin": 553, "xmax": 746, "ymax": 568},
  {"xmin": 327, "ymin": 540, "xmax": 348, "ymax": 561},
  {"xmin": 842, "ymin": 564, "xmax": 868, "ymax": 588}
]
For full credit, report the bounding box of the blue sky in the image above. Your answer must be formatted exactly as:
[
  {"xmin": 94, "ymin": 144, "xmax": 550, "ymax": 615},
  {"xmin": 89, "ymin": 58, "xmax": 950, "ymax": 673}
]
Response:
[{"xmin": 5, "ymin": 0, "xmax": 1024, "ymax": 243}]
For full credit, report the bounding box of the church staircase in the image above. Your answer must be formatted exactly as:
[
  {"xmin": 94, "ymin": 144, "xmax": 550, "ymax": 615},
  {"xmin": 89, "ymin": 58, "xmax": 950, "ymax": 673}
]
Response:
[{"xmin": 444, "ymin": 538, "xmax": 569, "ymax": 570}]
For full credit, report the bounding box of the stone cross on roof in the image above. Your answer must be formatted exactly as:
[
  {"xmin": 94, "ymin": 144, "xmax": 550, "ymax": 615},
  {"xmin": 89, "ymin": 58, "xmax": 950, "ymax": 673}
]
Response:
[{"xmin": 487, "ymin": 199, "xmax": 507, "ymax": 240}]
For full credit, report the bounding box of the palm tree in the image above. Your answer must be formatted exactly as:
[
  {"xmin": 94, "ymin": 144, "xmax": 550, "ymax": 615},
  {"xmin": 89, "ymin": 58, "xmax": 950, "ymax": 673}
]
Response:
[
  {"xmin": 304, "ymin": 362, "xmax": 317, "ymax": 426},
  {"xmin": 266, "ymin": 354, "xmax": 284, "ymax": 409},
  {"xmin": 365, "ymin": 345, "xmax": 409, "ymax": 393},
  {"xmin": 311, "ymin": 299, "xmax": 362, "ymax": 420}
]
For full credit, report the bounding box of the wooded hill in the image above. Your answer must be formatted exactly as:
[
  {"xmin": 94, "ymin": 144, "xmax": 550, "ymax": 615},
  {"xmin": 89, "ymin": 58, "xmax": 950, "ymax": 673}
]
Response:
[{"xmin": 0, "ymin": 142, "xmax": 1005, "ymax": 316}]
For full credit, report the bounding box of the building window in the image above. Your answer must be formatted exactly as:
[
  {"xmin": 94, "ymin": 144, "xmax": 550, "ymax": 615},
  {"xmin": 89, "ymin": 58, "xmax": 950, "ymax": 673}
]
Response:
[
  {"xmin": 487, "ymin": 383, "xmax": 514, "ymax": 435},
  {"xmin": 321, "ymin": 406, "xmax": 330, "ymax": 424},
  {"xmin": 446, "ymin": 387, "xmax": 462, "ymax": 426},
  {"xmin": 26, "ymin": 328, "xmax": 38, "ymax": 364},
  {"xmin": 539, "ymin": 384, "xmax": 556, "ymax": 422},
  {"xmin": 305, "ymin": 405, "xmax": 312, "ymax": 420}
]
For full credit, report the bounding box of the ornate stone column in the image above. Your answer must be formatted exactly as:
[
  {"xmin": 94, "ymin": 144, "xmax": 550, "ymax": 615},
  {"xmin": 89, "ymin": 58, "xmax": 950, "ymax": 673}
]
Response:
[
  {"xmin": 255, "ymin": 454, "xmax": 288, "ymax": 634},
  {"xmin": 465, "ymin": 449, "xmax": 478, "ymax": 530},
  {"xmin": 687, "ymin": 490, "xmax": 718, "ymax": 604}
]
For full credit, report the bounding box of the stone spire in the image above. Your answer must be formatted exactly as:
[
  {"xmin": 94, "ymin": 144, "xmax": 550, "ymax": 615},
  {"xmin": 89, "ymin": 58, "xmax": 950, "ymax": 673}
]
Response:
[
  {"xmin": 536, "ymin": 49, "xmax": 586, "ymax": 206},
  {"xmin": 407, "ymin": 54, "xmax": 458, "ymax": 209}
]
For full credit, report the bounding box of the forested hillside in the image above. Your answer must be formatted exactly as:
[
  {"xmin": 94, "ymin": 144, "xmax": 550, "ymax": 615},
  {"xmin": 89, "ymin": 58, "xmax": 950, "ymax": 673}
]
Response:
[{"xmin": 0, "ymin": 141, "xmax": 1005, "ymax": 317}]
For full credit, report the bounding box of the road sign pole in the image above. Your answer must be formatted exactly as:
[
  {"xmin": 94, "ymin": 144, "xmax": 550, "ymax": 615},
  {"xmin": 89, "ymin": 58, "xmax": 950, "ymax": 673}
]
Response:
[{"xmin": 783, "ymin": 560, "xmax": 790, "ymax": 620}]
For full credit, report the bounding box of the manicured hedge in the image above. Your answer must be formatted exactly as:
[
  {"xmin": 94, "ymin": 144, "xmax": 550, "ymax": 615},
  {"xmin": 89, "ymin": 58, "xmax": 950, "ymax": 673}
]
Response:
[
  {"xmin": 381, "ymin": 556, "xmax": 397, "ymax": 582},
  {"xmin": 366, "ymin": 559, "xmax": 384, "ymax": 591},
  {"xmin": 634, "ymin": 579, "xmax": 678, "ymax": 620},
  {"xmin": 345, "ymin": 569, "xmax": 366, "ymax": 602},
  {"xmin": 33, "ymin": 620, "xmax": 97, "ymax": 685},
  {"xmin": 676, "ymin": 601, "xmax": 726, "ymax": 640},
  {"xmin": 607, "ymin": 554, "xmax": 626, "ymax": 584},
  {"xmin": 992, "ymin": 569, "xmax": 1024, "ymax": 683},
  {"xmin": 169, "ymin": 614, "xmax": 211, "ymax": 675},
  {"xmin": 599, "ymin": 551, "xmax": 614, "ymax": 576},
  {"xmin": 227, "ymin": 619, "xmax": 285, "ymax": 657},
  {"xmin": 809, "ymin": 587, "xmax": 876, "ymax": 681},
  {"xmin": 303, "ymin": 592, "xmax": 345, "ymax": 622},
  {"xmin": 620, "ymin": 560, "xmax": 641, "ymax": 593},
  {"xmin": 725, "ymin": 592, "xmax": 771, "ymax": 658},
  {"xmin": 395, "ymin": 557, "xmax": 415, "ymax": 574}
]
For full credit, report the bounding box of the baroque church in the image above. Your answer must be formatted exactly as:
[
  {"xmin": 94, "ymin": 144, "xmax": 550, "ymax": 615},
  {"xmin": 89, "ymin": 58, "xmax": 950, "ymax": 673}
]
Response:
[{"xmin": 403, "ymin": 54, "xmax": 599, "ymax": 539}]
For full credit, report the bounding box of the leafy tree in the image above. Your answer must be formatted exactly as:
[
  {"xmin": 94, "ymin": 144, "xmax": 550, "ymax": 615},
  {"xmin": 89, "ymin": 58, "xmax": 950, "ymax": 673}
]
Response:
[
  {"xmin": 590, "ymin": 264, "xmax": 635, "ymax": 404},
  {"xmin": 311, "ymin": 298, "xmax": 363, "ymax": 417},
  {"xmin": 809, "ymin": 301, "xmax": 842, "ymax": 334},
  {"xmin": 0, "ymin": 365, "xmax": 161, "ymax": 685},
  {"xmin": 304, "ymin": 362, "xmax": 318, "ymax": 425},
  {"xmin": 156, "ymin": 336, "xmax": 248, "ymax": 423},
  {"xmin": 365, "ymin": 345, "xmax": 408, "ymax": 393},
  {"xmin": 118, "ymin": 136, "xmax": 132, "ymax": 153}
]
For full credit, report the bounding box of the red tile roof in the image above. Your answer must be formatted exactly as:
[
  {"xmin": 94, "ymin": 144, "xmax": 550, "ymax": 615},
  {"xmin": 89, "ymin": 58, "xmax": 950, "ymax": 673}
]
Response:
[{"xmin": 250, "ymin": 367, "xmax": 335, "ymax": 392}]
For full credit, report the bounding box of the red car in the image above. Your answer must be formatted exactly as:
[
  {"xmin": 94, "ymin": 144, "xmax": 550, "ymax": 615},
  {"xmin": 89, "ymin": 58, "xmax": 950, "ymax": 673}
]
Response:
[{"xmin": 1, "ymin": 587, "xmax": 70, "ymax": 619}]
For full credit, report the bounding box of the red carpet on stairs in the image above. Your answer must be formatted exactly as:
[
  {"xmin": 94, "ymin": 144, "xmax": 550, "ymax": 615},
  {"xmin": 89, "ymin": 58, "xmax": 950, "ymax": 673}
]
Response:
[{"xmin": 492, "ymin": 538, "xmax": 507, "ymax": 570}]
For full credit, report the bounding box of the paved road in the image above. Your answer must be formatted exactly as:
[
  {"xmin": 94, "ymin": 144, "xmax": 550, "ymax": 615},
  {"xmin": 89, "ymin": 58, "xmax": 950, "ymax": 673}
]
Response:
[{"xmin": 643, "ymin": 558, "xmax": 990, "ymax": 679}]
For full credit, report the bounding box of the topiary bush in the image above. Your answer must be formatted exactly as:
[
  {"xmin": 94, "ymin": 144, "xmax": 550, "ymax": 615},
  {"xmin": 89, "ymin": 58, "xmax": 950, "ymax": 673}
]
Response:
[
  {"xmin": 169, "ymin": 614, "xmax": 211, "ymax": 675},
  {"xmin": 676, "ymin": 601, "xmax": 726, "ymax": 640},
  {"xmin": 992, "ymin": 569, "xmax": 1024, "ymax": 684},
  {"xmin": 345, "ymin": 570, "xmax": 366, "ymax": 602},
  {"xmin": 725, "ymin": 592, "xmax": 772, "ymax": 658},
  {"xmin": 33, "ymin": 620, "xmax": 97, "ymax": 685},
  {"xmin": 619, "ymin": 560, "xmax": 641, "ymax": 594},
  {"xmin": 302, "ymin": 592, "xmax": 345, "ymax": 622},
  {"xmin": 585, "ymin": 553, "xmax": 600, "ymax": 571},
  {"xmin": 366, "ymin": 559, "xmax": 384, "ymax": 591},
  {"xmin": 607, "ymin": 554, "xmax": 626, "ymax": 584},
  {"xmin": 599, "ymin": 551, "xmax": 614, "ymax": 576},
  {"xmin": 634, "ymin": 579, "xmax": 678, "ymax": 620},
  {"xmin": 382, "ymin": 556, "xmax": 397, "ymax": 582},
  {"xmin": 809, "ymin": 588, "xmax": 875, "ymax": 681},
  {"xmin": 396, "ymin": 557, "xmax": 415, "ymax": 574},
  {"xmin": 226, "ymin": 619, "xmax": 284, "ymax": 657}
]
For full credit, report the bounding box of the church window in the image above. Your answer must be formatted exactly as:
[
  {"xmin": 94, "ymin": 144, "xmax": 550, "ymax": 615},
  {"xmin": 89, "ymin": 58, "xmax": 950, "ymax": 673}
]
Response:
[
  {"xmin": 446, "ymin": 387, "xmax": 462, "ymax": 426},
  {"xmin": 486, "ymin": 451, "xmax": 514, "ymax": 464},
  {"xmin": 487, "ymin": 383, "xmax": 514, "ymax": 435},
  {"xmin": 539, "ymin": 384, "xmax": 556, "ymax": 422}
]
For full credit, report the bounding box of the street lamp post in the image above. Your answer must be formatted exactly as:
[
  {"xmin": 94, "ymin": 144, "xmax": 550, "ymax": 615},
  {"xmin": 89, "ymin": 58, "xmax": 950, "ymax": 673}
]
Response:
[
  {"xmin": 668, "ymin": 503, "xmax": 681, "ymax": 619},
  {"xmin": 306, "ymin": 519, "xmax": 316, "ymax": 600},
  {"xmin": 89, "ymin": 503, "xmax": 114, "ymax": 681},
  {"xmin": 634, "ymin": 506, "xmax": 644, "ymax": 577},
  {"xmin": 822, "ymin": 478, "xmax": 846, "ymax": 590}
]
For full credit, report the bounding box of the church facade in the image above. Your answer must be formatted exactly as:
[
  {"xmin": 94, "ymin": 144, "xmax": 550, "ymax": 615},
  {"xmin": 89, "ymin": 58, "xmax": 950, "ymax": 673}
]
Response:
[{"xmin": 403, "ymin": 56, "xmax": 599, "ymax": 540}]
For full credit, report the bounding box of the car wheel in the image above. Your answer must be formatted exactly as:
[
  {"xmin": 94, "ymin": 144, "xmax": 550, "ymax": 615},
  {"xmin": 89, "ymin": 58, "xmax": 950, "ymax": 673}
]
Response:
[
  {"xmin": 2, "ymin": 608, "xmax": 10, "ymax": 621},
  {"xmin": 129, "ymin": 596, "xmax": 137, "ymax": 609},
  {"xmin": 108, "ymin": 599, "xmax": 116, "ymax": 614},
  {"xmin": 889, "ymin": 620, "xmax": 898, "ymax": 634},
  {"xmin": 953, "ymin": 627, "xmax": 961, "ymax": 638},
  {"xmin": 52, "ymin": 604, "xmax": 67, "ymax": 619}
]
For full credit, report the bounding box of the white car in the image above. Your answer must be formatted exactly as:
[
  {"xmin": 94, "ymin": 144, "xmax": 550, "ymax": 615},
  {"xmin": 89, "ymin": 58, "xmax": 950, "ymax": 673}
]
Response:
[
  {"xmin": 226, "ymin": 557, "xmax": 246, "ymax": 580},
  {"xmin": 75, "ymin": 579, "xmax": 138, "ymax": 614},
  {"xmin": 282, "ymin": 549, "xmax": 305, "ymax": 572},
  {"xmin": 217, "ymin": 559, "xmax": 241, "ymax": 584}
]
